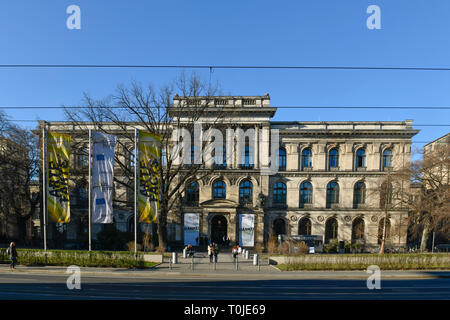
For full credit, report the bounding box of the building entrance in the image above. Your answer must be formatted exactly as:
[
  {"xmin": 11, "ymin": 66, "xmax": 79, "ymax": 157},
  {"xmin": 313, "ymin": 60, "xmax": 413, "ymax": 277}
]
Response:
[{"xmin": 211, "ymin": 215, "xmax": 228, "ymax": 245}]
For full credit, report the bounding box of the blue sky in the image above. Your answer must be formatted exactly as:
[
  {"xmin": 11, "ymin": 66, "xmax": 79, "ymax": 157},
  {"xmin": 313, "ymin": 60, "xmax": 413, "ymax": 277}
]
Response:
[{"xmin": 1, "ymin": 0, "xmax": 449, "ymax": 153}]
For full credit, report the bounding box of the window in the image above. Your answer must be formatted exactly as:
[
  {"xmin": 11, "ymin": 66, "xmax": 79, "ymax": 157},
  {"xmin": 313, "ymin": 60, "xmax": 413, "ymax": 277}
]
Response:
[
  {"xmin": 278, "ymin": 148, "xmax": 286, "ymax": 171},
  {"xmin": 273, "ymin": 182, "xmax": 287, "ymax": 205},
  {"xmin": 301, "ymin": 148, "xmax": 312, "ymax": 169},
  {"xmin": 239, "ymin": 180, "xmax": 253, "ymax": 204},
  {"xmin": 353, "ymin": 181, "xmax": 366, "ymax": 208},
  {"xmin": 186, "ymin": 182, "xmax": 199, "ymax": 204},
  {"xmin": 380, "ymin": 182, "xmax": 393, "ymax": 208},
  {"xmin": 382, "ymin": 149, "xmax": 393, "ymax": 169},
  {"xmin": 329, "ymin": 148, "xmax": 339, "ymax": 169},
  {"xmin": 325, "ymin": 218, "xmax": 338, "ymax": 243},
  {"xmin": 240, "ymin": 144, "xmax": 254, "ymax": 169},
  {"xmin": 78, "ymin": 144, "xmax": 89, "ymax": 168},
  {"xmin": 299, "ymin": 181, "xmax": 313, "ymax": 207},
  {"xmin": 298, "ymin": 217, "xmax": 312, "ymax": 236},
  {"xmin": 326, "ymin": 181, "xmax": 339, "ymax": 208},
  {"xmin": 214, "ymin": 145, "xmax": 227, "ymax": 169},
  {"xmin": 212, "ymin": 181, "xmax": 226, "ymax": 199},
  {"xmin": 356, "ymin": 149, "xmax": 366, "ymax": 168},
  {"xmin": 130, "ymin": 148, "xmax": 136, "ymax": 168}
]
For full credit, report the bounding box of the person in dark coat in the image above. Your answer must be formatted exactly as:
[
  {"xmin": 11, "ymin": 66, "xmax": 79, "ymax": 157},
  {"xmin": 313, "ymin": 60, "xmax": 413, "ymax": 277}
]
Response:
[
  {"xmin": 212, "ymin": 242, "xmax": 219, "ymax": 263},
  {"xmin": 7, "ymin": 242, "xmax": 18, "ymax": 270}
]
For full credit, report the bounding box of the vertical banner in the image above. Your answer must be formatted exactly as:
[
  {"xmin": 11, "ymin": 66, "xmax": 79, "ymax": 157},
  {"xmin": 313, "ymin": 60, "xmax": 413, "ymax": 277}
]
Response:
[
  {"xmin": 47, "ymin": 132, "xmax": 71, "ymax": 223},
  {"xmin": 184, "ymin": 213, "xmax": 199, "ymax": 246},
  {"xmin": 239, "ymin": 214, "xmax": 255, "ymax": 247},
  {"xmin": 138, "ymin": 131, "xmax": 161, "ymax": 223},
  {"xmin": 92, "ymin": 131, "xmax": 116, "ymax": 223}
]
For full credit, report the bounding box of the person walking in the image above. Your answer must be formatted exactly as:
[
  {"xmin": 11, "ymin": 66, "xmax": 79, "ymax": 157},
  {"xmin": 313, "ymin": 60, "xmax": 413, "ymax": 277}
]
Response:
[
  {"xmin": 208, "ymin": 243, "xmax": 214, "ymax": 263},
  {"xmin": 7, "ymin": 242, "xmax": 18, "ymax": 270},
  {"xmin": 213, "ymin": 242, "xmax": 219, "ymax": 263},
  {"xmin": 232, "ymin": 245, "xmax": 238, "ymax": 262}
]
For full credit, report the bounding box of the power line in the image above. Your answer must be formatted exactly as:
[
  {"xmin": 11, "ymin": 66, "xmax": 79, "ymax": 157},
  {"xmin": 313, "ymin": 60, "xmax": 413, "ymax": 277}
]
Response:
[
  {"xmin": 2, "ymin": 105, "xmax": 450, "ymax": 110},
  {"xmin": 1, "ymin": 64, "xmax": 450, "ymax": 71}
]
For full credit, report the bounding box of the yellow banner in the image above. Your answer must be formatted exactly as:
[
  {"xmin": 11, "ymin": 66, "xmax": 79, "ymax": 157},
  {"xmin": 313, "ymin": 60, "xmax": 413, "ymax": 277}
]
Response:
[
  {"xmin": 138, "ymin": 131, "xmax": 161, "ymax": 223},
  {"xmin": 47, "ymin": 132, "xmax": 71, "ymax": 223}
]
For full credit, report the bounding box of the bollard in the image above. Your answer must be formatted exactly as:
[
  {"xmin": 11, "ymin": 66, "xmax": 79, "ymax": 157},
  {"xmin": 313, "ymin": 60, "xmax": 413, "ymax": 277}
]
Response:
[
  {"xmin": 169, "ymin": 257, "xmax": 172, "ymax": 270},
  {"xmin": 245, "ymin": 250, "xmax": 250, "ymax": 260},
  {"xmin": 172, "ymin": 252, "xmax": 178, "ymax": 264},
  {"xmin": 214, "ymin": 260, "xmax": 216, "ymax": 271},
  {"xmin": 235, "ymin": 256, "xmax": 239, "ymax": 271},
  {"xmin": 191, "ymin": 256, "xmax": 194, "ymax": 270},
  {"xmin": 253, "ymin": 253, "xmax": 258, "ymax": 266},
  {"xmin": 183, "ymin": 248, "xmax": 187, "ymax": 259}
]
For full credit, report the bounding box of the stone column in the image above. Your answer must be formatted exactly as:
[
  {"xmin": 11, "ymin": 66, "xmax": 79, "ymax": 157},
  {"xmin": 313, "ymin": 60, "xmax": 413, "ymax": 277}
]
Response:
[
  {"xmin": 260, "ymin": 126, "xmax": 270, "ymax": 168},
  {"xmin": 228, "ymin": 212, "xmax": 237, "ymax": 244},
  {"xmin": 226, "ymin": 128, "xmax": 234, "ymax": 169},
  {"xmin": 286, "ymin": 143, "xmax": 299, "ymax": 171},
  {"xmin": 315, "ymin": 143, "xmax": 326, "ymax": 170},
  {"xmin": 254, "ymin": 126, "xmax": 259, "ymax": 169}
]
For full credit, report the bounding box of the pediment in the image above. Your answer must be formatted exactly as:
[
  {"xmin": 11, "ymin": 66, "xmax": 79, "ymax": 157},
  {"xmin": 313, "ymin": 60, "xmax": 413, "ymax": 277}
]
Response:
[{"xmin": 200, "ymin": 199, "xmax": 239, "ymax": 208}]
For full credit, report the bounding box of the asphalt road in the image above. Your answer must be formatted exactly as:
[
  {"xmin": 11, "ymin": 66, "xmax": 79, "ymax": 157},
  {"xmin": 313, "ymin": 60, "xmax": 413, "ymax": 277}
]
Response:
[{"xmin": 0, "ymin": 271, "xmax": 449, "ymax": 300}]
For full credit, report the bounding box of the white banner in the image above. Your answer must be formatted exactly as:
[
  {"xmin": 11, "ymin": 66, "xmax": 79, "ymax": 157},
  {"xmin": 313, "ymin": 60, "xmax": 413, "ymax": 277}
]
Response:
[
  {"xmin": 184, "ymin": 213, "xmax": 199, "ymax": 246},
  {"xmin": 92, "ymin": 131, "xmax": 116, "ymax": 223},
  {"xmin": 239, "ymin": 214, "xmax": 255, "ymax": 247}
]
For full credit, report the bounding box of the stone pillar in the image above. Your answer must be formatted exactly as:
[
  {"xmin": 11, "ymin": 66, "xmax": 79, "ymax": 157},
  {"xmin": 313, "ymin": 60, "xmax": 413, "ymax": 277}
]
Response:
[
  {"xmin": 260, "ymin": 126, "xmax": 270, "ymax": 168},
  {"xmin": 255, "ymin": 212, "xmax": 264, "ymax": 245},
  {"xmin": 254, "ymin": 126, "xmax": 259, "ymax": 169},
  {"xmin": 371, "ymin": 143, "xmax": 381, "ymax": 171},
  {"xmin": 315, "ymin": 143, "xmax": 326, "ymax": 170},
  {"xmin": 286, "ymin": 143, "xmax": 299, "ymax": 171},
  {"xmin": 228, "ymin": 212, "xmax": 237, "ymax": 244}
]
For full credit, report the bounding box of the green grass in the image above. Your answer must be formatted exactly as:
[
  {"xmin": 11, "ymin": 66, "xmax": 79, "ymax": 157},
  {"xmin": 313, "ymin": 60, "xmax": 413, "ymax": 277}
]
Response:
[
  {"xmin": 0, "ymin": 248, "xmax": 158, "ymax": 269},
  {"xmin": 275, "ymin": 253, "xmax": 450, "ymax": 271}
]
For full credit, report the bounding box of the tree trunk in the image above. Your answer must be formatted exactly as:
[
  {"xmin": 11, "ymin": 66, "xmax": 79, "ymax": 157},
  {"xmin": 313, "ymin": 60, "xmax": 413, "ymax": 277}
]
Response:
[
  {"xmin": 420, "ymin": 219, "xmax": 432, "ymax": 252},
  {"xmin": 157, "ymin": 202, "xmax": 168, "ymax": 251}
]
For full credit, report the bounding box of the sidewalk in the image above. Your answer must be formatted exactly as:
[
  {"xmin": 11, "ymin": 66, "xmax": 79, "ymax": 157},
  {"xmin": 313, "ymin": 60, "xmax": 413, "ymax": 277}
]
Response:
[{"xmin": 1, "ymin": 253, "xmax": 450, "ymax": 279}]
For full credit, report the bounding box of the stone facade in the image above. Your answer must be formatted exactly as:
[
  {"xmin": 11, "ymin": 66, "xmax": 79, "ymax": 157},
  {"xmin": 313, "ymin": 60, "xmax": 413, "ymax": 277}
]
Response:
[{"xmin": 39, "ymin": 94, "xmax": 419, "ymax": 252}]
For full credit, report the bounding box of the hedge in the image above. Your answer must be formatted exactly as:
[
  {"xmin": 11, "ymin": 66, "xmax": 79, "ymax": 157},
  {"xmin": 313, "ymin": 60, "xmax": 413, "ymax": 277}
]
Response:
[{"xmin": 0, "ymin": 248, "xmax": 156, "ymax": 269}]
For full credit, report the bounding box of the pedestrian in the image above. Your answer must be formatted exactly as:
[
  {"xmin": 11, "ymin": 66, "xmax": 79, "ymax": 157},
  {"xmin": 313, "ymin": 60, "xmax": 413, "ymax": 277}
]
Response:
[
  {"xmin": 208, "ymin": 243, "xmax": 214, "ymax": 263},
  {"xmin": 213, "ymin": 242, "xmax": 219, "ymax": 263},
  {"xmin": 232, "ymin": 245, "xmax": 238, "ymax": 262},
  {"xmin": 237, "ymin": 245, "xmax": 242, "ymax": 255},
  {"xmin": 7, "ymin": 242, "xmax": 18, "ymax": 270}
]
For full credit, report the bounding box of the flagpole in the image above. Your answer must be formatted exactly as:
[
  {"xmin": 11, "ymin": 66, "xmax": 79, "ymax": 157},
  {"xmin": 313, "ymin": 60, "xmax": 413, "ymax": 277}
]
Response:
[
  {"xmin": 134, "ymin": 128, "xmax": 138, "ymax": 258},
  {"xmin": 42, "ymin": 126, "xmax": 47, "ymax": 253},
  {"xmin": 88, "ymin": 129, "xmax": 92, "ymax": 251}
]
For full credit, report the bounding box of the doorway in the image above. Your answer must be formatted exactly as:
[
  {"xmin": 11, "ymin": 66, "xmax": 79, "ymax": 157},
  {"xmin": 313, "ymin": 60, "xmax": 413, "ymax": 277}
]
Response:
[{"xmin": 211, "ymin": 215, "xmax": 228, "ymax": 245}]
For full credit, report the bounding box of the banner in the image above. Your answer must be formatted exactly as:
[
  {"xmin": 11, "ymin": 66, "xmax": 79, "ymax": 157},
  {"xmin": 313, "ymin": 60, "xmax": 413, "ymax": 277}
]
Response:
[
  {"xmin": 47, "ymin": 132, "xmax": 71, "ymax": 223},
  {"xmin": 239, "ymin": 214, "xmax": 255, "ymax": 247},
  {"xmin": 138, "ymin": 131, "xmax": 161, "ymax": 223},
  {"xmin": 184, "ymin": 213, "xmax": 199, "ymax": 246},
  {"xmin": 92, "ymin": 131, "xmax": 116, "ymax": 223}
]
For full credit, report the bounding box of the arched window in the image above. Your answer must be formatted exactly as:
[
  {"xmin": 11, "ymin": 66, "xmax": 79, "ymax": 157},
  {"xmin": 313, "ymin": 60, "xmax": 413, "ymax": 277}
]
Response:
[
  {"xmin": 273, "ymin": 182, "xmax": 287, "ymax": 205},
  {"xmin": 382, "ymin": 149, "xmax": 393, "ymax": 170},
  {"xmin": 353, "ymin": 181, "xmax": 366, "ymax": 208},
  {"xmin": 356, "ymin": 148, "xmax": 366, "ymax": 168},
  {"xmin": 186, "ymin": 181, "xmax": 199, "ymax": 204},
  {"xmin": 329, "ymin": 148, "xmax": 339, "ymax": 169},
  {"xmin": 298, "ymin": 217, "xmax": 312, "ymax": 236},
  {"xmin": 239, "ymin": 180, "xmax": 253, "ymax": 204},
  {"xmin": 278, "ymin": 148, "xmax": 286, "ymax": 171},
  {"xmin": 212, "ymin": 181, "xmax": 226, "ymax": 199},
  {"xmin": 325, "ymin": 218, "xmax": 338, "ymax": 243},
  {"xmin": 301, "ymin": 148, "xmax": 312, "ymax": 169},
  {"xmin": 299, "ymin": 181, "xmax": 313, "ymax": 208},
  {"xmin": 352, "ymin": 217, "xmax": 365, "ymax": 242},
  {"xmin": 326, "ymin": 181, "xmax": 339, "ymax": 208}
]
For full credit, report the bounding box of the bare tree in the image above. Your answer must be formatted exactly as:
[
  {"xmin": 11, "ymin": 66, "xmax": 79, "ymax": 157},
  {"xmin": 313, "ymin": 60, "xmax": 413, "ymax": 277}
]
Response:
[
  {"xmin": 402, "ymin": 139, "xmax": 450, "ymax": 251},
  {"xmin": 63, "ymin": 72, "xmax": 227, "ymax": 250},
  {"xmin": 0, "ymin": 112, "xmax": 40, "ymax": 242}
]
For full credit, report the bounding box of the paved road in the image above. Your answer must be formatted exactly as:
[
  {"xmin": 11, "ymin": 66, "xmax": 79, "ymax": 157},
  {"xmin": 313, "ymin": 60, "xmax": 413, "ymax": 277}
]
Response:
[{"xmin": 0, "ymin": 268, "xmax": 449, "ymax": 300}]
